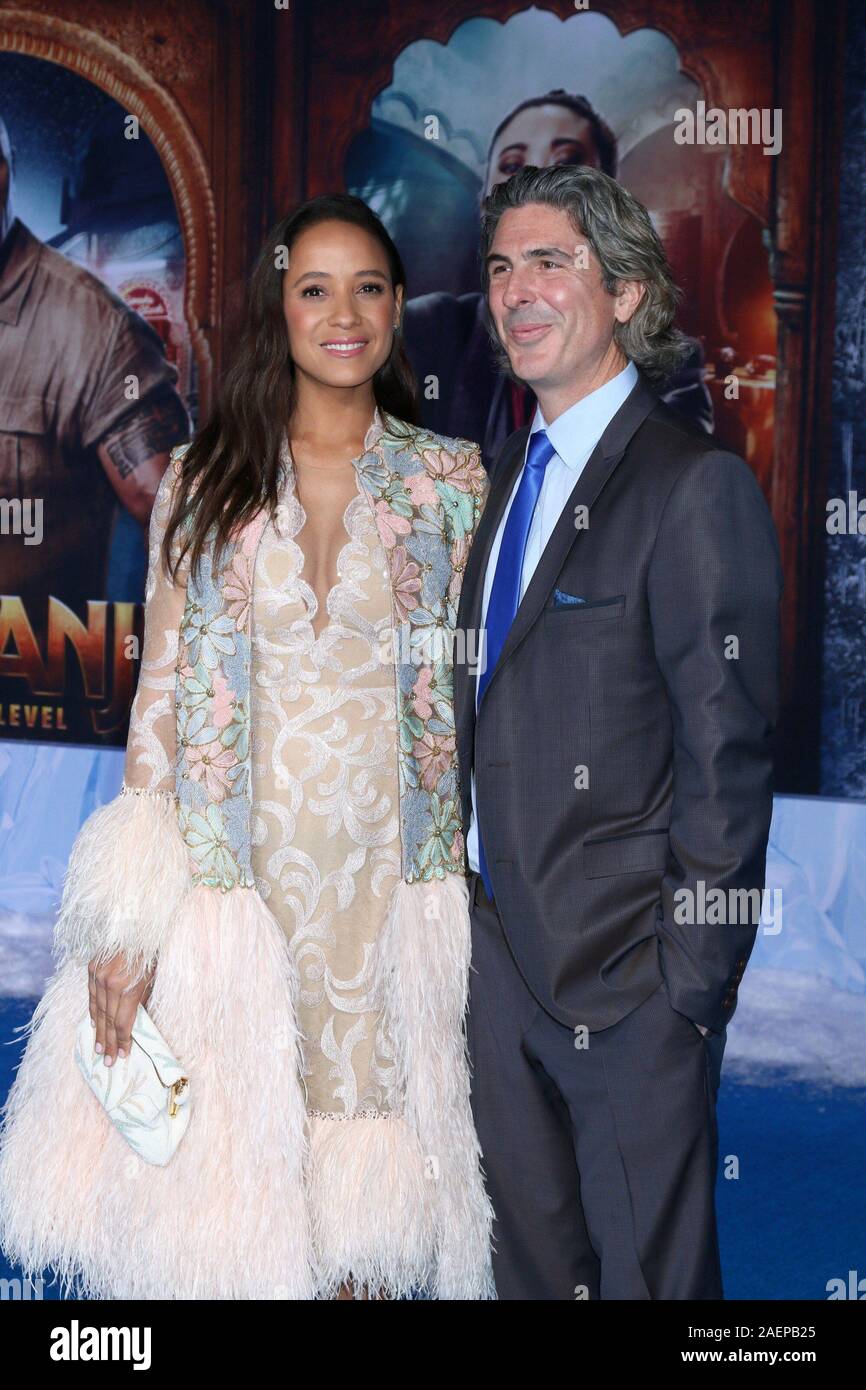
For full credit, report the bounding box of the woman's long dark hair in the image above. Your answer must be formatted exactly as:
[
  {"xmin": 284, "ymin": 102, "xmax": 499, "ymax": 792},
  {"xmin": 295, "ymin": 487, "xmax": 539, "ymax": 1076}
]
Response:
[{"xmin": 161, "ymin": 193, "xmax": 419, "ymax": 584}]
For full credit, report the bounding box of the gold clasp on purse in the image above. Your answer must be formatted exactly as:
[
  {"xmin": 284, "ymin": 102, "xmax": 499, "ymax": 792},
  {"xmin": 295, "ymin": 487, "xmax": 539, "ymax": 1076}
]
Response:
[
  {"xmin": 168, "ymin": 1078, "xmax": 189, "ymax": 1118},
  {"xmin": 132, "ymin": 1033, "xmax": 188, "ymax": 1118}
]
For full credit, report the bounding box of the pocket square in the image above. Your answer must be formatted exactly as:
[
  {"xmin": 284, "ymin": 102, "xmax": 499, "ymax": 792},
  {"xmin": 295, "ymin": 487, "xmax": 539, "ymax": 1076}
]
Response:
[{"xmin": 552, "ymin": 587, "xmax": 587, "ymax": 608}]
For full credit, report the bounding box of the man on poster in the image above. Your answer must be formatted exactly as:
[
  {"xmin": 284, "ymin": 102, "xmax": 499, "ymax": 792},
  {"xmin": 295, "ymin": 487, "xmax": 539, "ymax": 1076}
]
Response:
[
  {"xmin": 0, "ymin": 112, "xmax": 189, "ymax": 649},
  {"xmin": 454, "ymin": 163, "xmax": 782, "ymax": 1299}
]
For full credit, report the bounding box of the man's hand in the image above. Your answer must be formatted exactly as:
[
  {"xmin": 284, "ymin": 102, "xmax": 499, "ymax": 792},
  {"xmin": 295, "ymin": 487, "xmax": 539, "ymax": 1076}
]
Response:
[{"xmin": 88, "ymin": 953, "xmax": 156, "ymax": 1066}]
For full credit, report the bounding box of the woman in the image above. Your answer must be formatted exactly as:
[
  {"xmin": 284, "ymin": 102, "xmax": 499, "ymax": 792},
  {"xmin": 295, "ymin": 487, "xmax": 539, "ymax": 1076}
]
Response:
[{"xmin": 0, "ymin": 195, "xmax": 494, "ymax": 1300}]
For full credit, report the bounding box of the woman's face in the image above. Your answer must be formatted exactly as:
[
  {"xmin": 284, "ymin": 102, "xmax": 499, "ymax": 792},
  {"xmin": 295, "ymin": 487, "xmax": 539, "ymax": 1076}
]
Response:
[{"xmin": 282, "ymin": 219, "xmax": 403, "ymax": 390}]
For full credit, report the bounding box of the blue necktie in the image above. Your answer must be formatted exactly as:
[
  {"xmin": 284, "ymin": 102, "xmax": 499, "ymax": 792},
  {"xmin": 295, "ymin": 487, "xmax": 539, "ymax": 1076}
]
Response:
[{"xmin": 476, "ymin": 429, "xmax": 556, "ymax": 899}]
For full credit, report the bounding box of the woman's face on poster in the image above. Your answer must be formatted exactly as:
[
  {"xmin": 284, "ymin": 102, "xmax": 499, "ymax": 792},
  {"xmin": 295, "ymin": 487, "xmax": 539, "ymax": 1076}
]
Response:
[
  {"xmin": 484, "ymin": 104, "xmax": 602, "ymax": 196},
  {"xmin": 281, "ymin": 219, "xmax": 402, "ymax": 388}
]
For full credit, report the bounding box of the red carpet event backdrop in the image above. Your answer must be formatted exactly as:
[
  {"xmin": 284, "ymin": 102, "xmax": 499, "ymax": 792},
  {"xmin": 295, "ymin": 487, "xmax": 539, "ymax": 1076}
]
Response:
[
  {"xmin": 0, "ymin": 1, "xmax": 854, "ymax": 795},
  {"xmin": 0, "ymin": 0, "xmax": 864, "ymax": 1321}
]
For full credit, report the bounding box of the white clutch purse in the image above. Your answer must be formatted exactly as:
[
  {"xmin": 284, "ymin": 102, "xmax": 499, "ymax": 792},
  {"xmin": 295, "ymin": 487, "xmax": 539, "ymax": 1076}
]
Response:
[{"xmin": 74, "ymin": 1004, "xmax": 191, "ymax": 1166}]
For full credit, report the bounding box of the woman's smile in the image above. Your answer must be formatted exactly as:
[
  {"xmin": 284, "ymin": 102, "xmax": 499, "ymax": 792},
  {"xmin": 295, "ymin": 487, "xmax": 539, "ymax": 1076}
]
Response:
[{"xmin": 320, "ymin": 337, "xmax": 369, "ymax": 357}]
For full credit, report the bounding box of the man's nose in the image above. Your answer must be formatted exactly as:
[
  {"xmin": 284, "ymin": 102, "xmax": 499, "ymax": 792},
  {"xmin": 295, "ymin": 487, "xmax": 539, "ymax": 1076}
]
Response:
[{"xmin": 500, "ymin": 272, "xmax": 535, "ymax": 309}]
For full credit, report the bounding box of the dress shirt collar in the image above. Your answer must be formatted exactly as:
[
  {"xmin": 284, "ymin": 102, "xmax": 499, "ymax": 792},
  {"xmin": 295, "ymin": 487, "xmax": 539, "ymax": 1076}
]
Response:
[{"xmin": 529, "ymin": 359, "xmax": 639, "ymax": 469}]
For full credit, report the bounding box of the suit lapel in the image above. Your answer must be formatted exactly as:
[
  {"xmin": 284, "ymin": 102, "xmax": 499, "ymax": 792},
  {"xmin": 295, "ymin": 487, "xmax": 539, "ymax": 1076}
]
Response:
[
  {"xmin": 462, "ymin": 426, "xmax": 530, "ymax": 636},
  {"xmin": 455, "ymin": 425, "xmax": 529, "ymax": 768}
]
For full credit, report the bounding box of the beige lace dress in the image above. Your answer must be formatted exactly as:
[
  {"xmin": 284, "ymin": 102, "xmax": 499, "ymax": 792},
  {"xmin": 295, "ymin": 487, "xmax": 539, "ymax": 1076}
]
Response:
[{"xmin": 249, "ymin": 449, "xmax": 403, "ymax": 1125}]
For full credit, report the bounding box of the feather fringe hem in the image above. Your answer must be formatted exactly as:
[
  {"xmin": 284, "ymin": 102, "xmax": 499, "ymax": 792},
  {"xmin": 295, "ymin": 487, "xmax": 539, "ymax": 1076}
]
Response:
[
  {"xmin": 0, "ymin": 883, "xmax": 315, "ymax": 1299},
  {"xmin": 376, "ymin": 874, "xmax": 497, "ymax": 1300},
  {"xmin": 307, "ymin": 1112, "xmax": 436, "ymax": 1300},
  {"xmin": 0, "ymin": 866, "xmax": 495, "ymax": 1298}
]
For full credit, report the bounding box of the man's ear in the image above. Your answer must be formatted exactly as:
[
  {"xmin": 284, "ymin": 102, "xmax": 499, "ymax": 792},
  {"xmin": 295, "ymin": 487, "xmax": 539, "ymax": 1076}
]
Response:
[{"xmin": 613, "ymin": 279, "xmax": 646, "ymax": 325}]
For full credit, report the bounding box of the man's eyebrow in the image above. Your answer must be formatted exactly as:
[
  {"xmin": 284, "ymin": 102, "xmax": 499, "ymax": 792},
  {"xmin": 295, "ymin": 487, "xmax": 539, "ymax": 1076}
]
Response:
[
  {"xmin": 524, "ymin": 245, "xmax": 573, "ymax": 261},
  {"xmin": 290, "ymin": 268, "xmax": 389, "ymax": 286},
  {"xmin": 485, "ymin": 245, "xmax": 574, "ymax": 269}
]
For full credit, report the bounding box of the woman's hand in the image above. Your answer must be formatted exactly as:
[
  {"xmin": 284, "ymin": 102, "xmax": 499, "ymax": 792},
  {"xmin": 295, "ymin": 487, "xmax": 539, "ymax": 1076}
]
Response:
[{"xmin": 88, "ymin": 954, "xmax": 156, "ymax": 1066}]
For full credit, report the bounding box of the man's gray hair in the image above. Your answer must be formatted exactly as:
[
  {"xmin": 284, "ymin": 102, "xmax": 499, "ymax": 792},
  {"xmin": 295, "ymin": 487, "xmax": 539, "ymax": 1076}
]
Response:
[{"xmin": 479, "ymin": 164, "xmax": 691, "ymax": 385}]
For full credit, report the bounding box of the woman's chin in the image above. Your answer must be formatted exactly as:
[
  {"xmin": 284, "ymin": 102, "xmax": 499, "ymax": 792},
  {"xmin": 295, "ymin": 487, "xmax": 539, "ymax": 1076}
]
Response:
[{"xmin": 301, "ymin": 353, "xmax": 384, "ymax": 389}]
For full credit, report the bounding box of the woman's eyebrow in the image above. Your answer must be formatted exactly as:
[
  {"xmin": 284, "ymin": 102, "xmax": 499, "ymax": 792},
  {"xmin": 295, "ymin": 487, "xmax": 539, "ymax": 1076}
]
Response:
[{"xmin": 291, "ymin": 268, "xmax": 388, "ymax": 285}]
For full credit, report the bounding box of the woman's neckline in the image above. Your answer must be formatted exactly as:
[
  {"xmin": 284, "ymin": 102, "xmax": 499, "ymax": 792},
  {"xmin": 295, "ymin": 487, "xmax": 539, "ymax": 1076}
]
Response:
[{"xmin": 283, "ymin": 403, "xmax": 384, "ymax": 475}]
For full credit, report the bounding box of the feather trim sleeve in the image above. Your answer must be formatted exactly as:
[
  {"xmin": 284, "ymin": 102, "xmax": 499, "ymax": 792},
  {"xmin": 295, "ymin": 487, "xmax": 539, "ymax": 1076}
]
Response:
[{"xmin": 52, "ymin": 449, "xmax": 193, "ymax": 985}]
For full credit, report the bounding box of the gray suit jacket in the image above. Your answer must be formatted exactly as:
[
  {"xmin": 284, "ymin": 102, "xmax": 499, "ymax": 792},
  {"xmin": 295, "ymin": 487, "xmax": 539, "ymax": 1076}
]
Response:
[{"xmin": 454, "ymin": 370, "xmax": 783, "ymax": 1035}]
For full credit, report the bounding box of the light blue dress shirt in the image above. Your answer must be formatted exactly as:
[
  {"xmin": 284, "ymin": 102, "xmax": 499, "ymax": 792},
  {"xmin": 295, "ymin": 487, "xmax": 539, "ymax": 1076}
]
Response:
[{"xmin": 466, "ymin": 359, "xmax": 639, "ymax": 875}]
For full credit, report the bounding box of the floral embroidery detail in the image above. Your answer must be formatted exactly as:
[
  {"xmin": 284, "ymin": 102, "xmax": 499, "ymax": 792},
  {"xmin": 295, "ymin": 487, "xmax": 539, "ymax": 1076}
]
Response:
[
  {"xmin": 354, "ymin": 454, "xmax": 391, "ymax": 495},
  {"xmin": 389, "ymin": 544, "xmax": 423, "ymax": 623},
  {"xmin": 374, "ymin": 499, "xmax": 412, "ymax": 549},
  {"xmin": 413, "ymin": 726, "xmax": 456, "ymax": 793},
  {"xmin": 179, "ymin": 801, "xmax": 240, "ymax": 888},
  {"xmin": 448, "ymin": 535, "xmax": 471, "ymax": 605},
  {"xmin": 428, "ymin": 658, "xmax": 454, "ymax": 720},
  {"xmin": 410, "ymin": 667, "xmax": 435, "ymax": 722},
  {"xmin": 404, "ymin": 596, "xmax": 450, "ymax": 663},
  {"xmin": 182, "ymin": 606, "xmax": 238, "ymax": 670},
  {"xmin": 177, "ymin": 699, "xmax": 238, "ymax": 803},
  {"xmin": 186, "ymin": 740, "xmax": 239, "ymax": 801},
  {"xmin": 222, "ymin": 696, "xmax": 250, "ymax": 766},
  {"xmin": 224, "ymin": 548, "xmax": 255, "ymax": 630},
  {"xmin": 435, "ymin": 480, "xmax": 476, "ymax": 542},
  {"xmin": 405, "ymin": 471, "xmax": 438, "ymax": 508},
  {"xmin": 211, "ymin": 672, "xmax": 235, "ymax": 731},
  {"xmin": 177, "ymin": 662, "xmax": 210, "ymax": 714},
  {"xmin": 397, "ymin": 685, "xmax": 422, "ymax": 781},
  {"xmin": 416, "ymin": 792, "xmax": 462, "ymax": 874},
  {"xmin": 409, "ymin": 658, "xmax": 452, "ymax": 724},
  {"xmin": 422, "ymin": 445, "xmax": 476, "ymax": 491}
]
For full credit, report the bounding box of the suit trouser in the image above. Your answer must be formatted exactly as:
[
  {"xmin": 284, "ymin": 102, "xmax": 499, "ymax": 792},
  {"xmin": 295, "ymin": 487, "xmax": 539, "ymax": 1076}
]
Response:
[{"xmin": 466, "ymin": 870, "xmax": 727, "ymax": 1300}]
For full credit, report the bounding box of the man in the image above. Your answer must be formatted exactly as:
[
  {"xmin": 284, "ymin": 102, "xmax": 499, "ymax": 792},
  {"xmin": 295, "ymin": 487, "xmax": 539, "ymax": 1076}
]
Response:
[
  {"xmin": 0, "ymin": 112, "xmax": 189, "ymax": 647},
  {"xmin": 454, "ymin": 165, "xmax": 782, "ymax": 1299},
  {"xmin": 403, "ymin": 90, "xmax": 713, "ymax": 462}
]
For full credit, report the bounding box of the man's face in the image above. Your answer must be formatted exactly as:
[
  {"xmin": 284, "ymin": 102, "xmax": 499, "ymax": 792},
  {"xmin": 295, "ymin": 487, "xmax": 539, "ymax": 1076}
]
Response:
[
  {"xmin": 485, "ymin": 202, "xmax": 640, "ymax": 395},
  {"xmin": 484, "ymin": 106, "xmax": 602, "ymax": 197}
]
